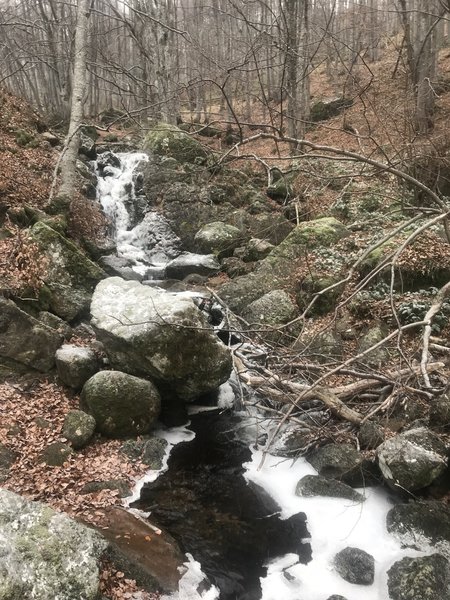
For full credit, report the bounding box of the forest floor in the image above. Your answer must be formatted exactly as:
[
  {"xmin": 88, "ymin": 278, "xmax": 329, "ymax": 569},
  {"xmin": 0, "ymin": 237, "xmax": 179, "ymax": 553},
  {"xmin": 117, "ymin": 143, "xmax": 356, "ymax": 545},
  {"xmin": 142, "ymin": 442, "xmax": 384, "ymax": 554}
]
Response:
[{"xmin": 2, "ymin": 39, "xmax": 450, "ymax": 597}]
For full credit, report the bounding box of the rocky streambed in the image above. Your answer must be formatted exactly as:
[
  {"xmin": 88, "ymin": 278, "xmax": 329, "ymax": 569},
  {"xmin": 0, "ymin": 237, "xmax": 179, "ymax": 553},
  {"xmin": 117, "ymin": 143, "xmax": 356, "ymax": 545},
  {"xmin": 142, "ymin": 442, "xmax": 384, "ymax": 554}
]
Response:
[{"xmin": 1, "ymin": 123, "xmax": 450, "ymax": 600}]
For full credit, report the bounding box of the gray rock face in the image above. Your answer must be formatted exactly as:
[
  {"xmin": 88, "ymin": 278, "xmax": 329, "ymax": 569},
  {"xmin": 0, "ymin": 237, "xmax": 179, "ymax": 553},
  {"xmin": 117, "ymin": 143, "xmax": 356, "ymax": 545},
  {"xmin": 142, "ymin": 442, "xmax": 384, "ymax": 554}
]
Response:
[
  {"xmin": 243, "ymin": 289, "xmax": 298, "ymax": 325},
  {"xmin": 194, "ymin": 221, "xmax": 243, "ymax": 257},
  {"xmin": 295, "ymin": 475, "xmax": 364, "ymax": 502},
  {"xmin": 387, "ymin": 554, "xmax": 450, "ymax": 600},
  {"xmin": 0, "ymin": 489, "xmax": 107, "ymax": 600},
  {"xmin": 0, "ymin": 298, "xmax": 63, "ymax": 372},
  {"xmin": 377, "ymin": 427, "xmax": 448, "ymax": 492},
  {"xmin": 81, "ymin": 370, "xmax": 161, "ymax": 438},
  {"xmin": 307, "ymin": 444, "xmax": 367, "ymax": 486},
  {"xmin": 30, "ymin": 221, "xmax": 106, "ymax": 321},
  {"xmin": 165, "ymin": 252, "xmax": 220, "ymax": 280},
  {"xmin": 90, "ymin": 278, "xmax": 232, "ymax": 400},
  {"xmin": 62, "ymin": 410, "xmax": 96, "ymax": 449},
  {"xmin": 56, "ymin": 345, "xmax": 99, "ymax": 390},
  {"xmin": 38, "ymin": 311, "xmax": 73, "ymax": 340},
  {"xmin": 386, "ymin": 501, "xmax": 450, "ymax": 559},
  {"xmin": 333, "ymin": 547, "xmax": 375, "ymax": 585}
]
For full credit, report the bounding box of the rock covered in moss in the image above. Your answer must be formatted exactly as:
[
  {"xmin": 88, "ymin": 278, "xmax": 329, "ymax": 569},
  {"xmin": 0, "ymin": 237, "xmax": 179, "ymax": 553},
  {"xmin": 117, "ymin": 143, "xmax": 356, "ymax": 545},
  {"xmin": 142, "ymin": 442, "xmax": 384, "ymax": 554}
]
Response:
[
  {"xmin": 387, "ymin": 501, "xmax": 450, "ymax": 559},
  {"xmin": 81, "ymin": 371, "xmax": 161, "ymax": 438},
  {"xmin": 0, "ymin": 444, "xmax": 17, "ymax": 482},
  {"xmin": 296, "ymin": 274, "xmax": 344, "ymax": 316},
  {"xmin": 90, "ymin": 278, "xmax": 232, "ymax": 400},
  {"xmin": 307, "ymin": 443, "xmax": 369, "ymax": 486},
  {"xmin": 62, "ymin": 410, "xmax": 96, "ymax": 449},
  {"xmin": 0, "ymin": 298, "xmax": 63, "ymax": 372},
  {"xmin": 243, "ymin": 289, "xmax": 297, "ymax": 325},
  {"xmin": 387, "ymin": 554, "xmax": 450, "ymax": 600},
  {"xmin": 0, "ymin": 489, "xmax": 107, "ymax": 600},
  {"xmin": 143, "ymin": 123, "xmax": 209, "ymax": 164},
  {"xmin": 194, "ymin": 221, "xmax": 243, "ymax": 257},
  {"xmin": 333, "ymin": 547, "xmax": 374, "ymax": 585},
  {"xmin": 39, "ymin": 442, "xmax": 73, "ymax": 466},
  {"xmin": 30, "ymin": 221, "xmax": 106, "ymax": 321},
  {"xmin": 56, "ymin": 345, "xmax": 99, "ymax": 390},
  {"xmin": 38, "ymin": 311, "xmax": 73, "ymax": 339},
  {"xmin": 295, "ymin": 474, "xmax": 364, "ymax": 502},
  {"xmin": 377, "ymin": 427, "xmax": 447, "ymax": 492}
]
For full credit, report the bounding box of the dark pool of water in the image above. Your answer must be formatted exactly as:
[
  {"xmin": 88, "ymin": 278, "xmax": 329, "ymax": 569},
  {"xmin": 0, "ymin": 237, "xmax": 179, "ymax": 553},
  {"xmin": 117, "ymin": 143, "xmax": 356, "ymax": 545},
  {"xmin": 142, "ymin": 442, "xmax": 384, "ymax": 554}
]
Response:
[{"xmin": 132, "ymin": 409, "xmax": 311, "ymax": 599}]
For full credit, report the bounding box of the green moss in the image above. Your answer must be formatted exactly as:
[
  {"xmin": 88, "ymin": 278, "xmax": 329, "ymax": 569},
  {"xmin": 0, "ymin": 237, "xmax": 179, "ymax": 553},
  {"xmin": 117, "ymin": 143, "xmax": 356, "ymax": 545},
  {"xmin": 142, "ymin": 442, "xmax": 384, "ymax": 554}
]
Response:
[
  {"xmin": 144, "ymin": 123, "xmax": 209, "ymax": 164},
  {"xmin": 15, "ymin": 129, "xmax": 35, "ymax": 147}
]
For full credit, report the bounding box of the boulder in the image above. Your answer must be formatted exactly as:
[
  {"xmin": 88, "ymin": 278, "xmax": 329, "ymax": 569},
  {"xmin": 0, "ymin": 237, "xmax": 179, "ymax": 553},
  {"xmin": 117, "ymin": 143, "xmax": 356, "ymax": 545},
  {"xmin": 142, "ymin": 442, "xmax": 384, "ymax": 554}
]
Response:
[
  {"xmin": 386, "ymin": 501, "xmax": 450, "ymax": 559},
  {"xmin": 62, "ymin": 410, "xmax": 96, "ymax": 449},
  {"xmin": 194, "ymin": 221, "xmax": 243, "ymax": 257},
  {"xmin": 387, "ymin": 554, "xmax": 450, "ymax": 600},
  {"xmin": 39, "ymin": 442, "xmax": 73, "ymax": 466},
  {"xmin": 240, "ymin": 238, "xmax": 274, "ymax": 262},
  {"xmin": 219, "ymin": 217, "xmax": 349, "ymax": 313},
  {"xmin": 377, "ymin": 427, "xmax": 448, "ymax": 492},
  {"xmin": 143, "ymin": 123, "xmax": 209, "ymax": 164},
  {"xmin": 295, "ymin": 475, "xmax": 364, "ymax": 502},
  {"xmin": 90, "ymin": 278, "xmax": 232, "ymax": 400},
  {"xmin": 81, "ymin": 371, "xmax": 161, "ymax": 438},
  {"xmin": 55, "ymin": 345, "xmax": 99, "ymax": 390},
  {"xmin": 243, "ymin": 289, "xmax": 298, "ymax": 326},
  {"xmin": 81, "ymin": 479, "xmax": 131, "ymax": 498},
  {"xmin": 0, "ymin": 489, "xmax": 107, "ymax": 599},
  {"xmin": 356, "ymin": 323, "xmax": 390, "ymax": 367},
  {"xmin": 98, "ymin": 255, "xmax": 142, "ymax": 281},
  {"xmin": 296, "ymin": 274, "xmax": 344, "ymax": 316},
  {"xmin": 0, "ymin": 298, "xmax": 63, "ymax": 372},
  {"xmin": 165, "ymin": 252, "xmax": 220, "ymax": 280},
  {"xmin": 121, "ymin": 437, "xmax": 168, "ymax": 469},
  {"xmin": 307, "ymin": 443, "xmax": 370, "ymax": 486},
  {"xmin": 358, "ymin": 421, "xmax": 385, "ymax": 450},
  {"xmin": 333, "ymin": 547, "xmax": 375, "ymax": 585},
  {"xmin": 30, "ymin": 221, "xmax": 106, "ymax": 321},
  {"xmin": 430, "ymin": 393, "xmax": 450, "ymax": 429},
  {"xmin": 38, "ymin": 311, "xmax": 73, "ymax": 340}
]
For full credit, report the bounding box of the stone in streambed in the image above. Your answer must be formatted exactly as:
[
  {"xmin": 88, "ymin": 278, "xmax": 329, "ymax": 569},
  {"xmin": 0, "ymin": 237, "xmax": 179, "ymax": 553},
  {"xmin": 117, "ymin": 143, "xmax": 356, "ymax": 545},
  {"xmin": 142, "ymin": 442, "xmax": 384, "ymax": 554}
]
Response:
[
  {"xmin": 387, "ymin": 554, "xmax": 450, "ymax": 600},
  {"xmin": 55, "ymin": 344, "xmax": 99, "ymax": 390},
  {"xmin": 81, "ymin": 370, "xmax": 161, "ymax": 438},
  {"xmin": 295, "ymin": 474, "xmax": 364, "ymax": 502},
  {"xmin": 333, "ymin": 547, "xmax": 375, "ymax": 585}
]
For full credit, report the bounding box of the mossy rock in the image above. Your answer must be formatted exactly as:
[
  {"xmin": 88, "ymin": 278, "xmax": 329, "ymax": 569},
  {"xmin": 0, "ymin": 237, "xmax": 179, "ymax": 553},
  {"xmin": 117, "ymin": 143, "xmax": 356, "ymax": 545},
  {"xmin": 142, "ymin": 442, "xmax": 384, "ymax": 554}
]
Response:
[
  {"xmin": 62, "ymin": 410, "xmax": 96, "ymax": 449},
  {"xmin": 143, "ymin": 123, "xmax": 209, "ymax": 164},
  {"xmin": 296, "ymin": 274, "xmax": 344, "ymax": 315},
  {"xmin": 39, "ymin": 442, "xmax": 73, "ymax": 466}
]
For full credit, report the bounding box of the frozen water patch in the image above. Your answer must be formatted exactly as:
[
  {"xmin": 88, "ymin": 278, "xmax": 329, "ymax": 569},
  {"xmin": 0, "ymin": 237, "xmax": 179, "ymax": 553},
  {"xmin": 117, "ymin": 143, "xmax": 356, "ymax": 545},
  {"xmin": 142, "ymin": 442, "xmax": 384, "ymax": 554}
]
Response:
[{"xmin": 245, "ymin": 450, "xmax": 427, "ymax": 600}]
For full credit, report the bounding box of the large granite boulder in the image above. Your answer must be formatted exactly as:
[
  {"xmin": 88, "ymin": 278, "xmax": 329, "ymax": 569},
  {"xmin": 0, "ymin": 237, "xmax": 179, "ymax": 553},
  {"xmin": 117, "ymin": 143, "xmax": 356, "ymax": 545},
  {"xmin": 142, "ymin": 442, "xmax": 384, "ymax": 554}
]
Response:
[
  {"xmin": 0, "ymin": 489, "xmax": 107, "ymax": 599},
  {"xmin": 90, "ymin": 278, "xmax": 232, "ymax": 400},
  {"xmin": 143, "ymin": 123, "xmax": 209, "ymax": 164},
  {"xmin": 377, "ymin": 427, "xmax": 448, "ymax": 492},
  {"xmin": 219, "ymin": 217, "xmax": 349, "ymax": 313},
  {"xmin": 387, "ymin": 554, "xmax": 450, "ymax": 600},
  {"xmin": 30, "ymin": 221, "xmax": 106, "ymax": 321},
  {"xmin": 386, "ymin": 501, "xmax": 450, "ymax": 559},
  {"xmin": 194, "ymin": 221, "xmax": 243, "ymax": 257},
  {"xmin": 81, "ymin": 370, "xmax": 161, "ymax": 438},
  {"xmin": 0, "ymin": 298, "xmax": 62, "ymax": 372}
]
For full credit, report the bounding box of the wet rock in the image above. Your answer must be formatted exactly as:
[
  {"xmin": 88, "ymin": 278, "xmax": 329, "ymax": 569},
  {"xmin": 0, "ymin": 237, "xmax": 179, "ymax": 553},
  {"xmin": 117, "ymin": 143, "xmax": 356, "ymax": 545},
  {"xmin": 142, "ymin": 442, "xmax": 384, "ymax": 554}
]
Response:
[
  {"xmin": 90, "ymin": 278, "xmax": 232, "ymax": 400},
  {"xmin": 40, "ymin": 442, "xmax": 73, "ymax": 466},
  {"xmin": 30, "ymin": 221, "xmax": 106, "ymax": 321},
  {"xmin": 243, "ymin": 289, "xmax": 298, "ymax": 326},
  {"xmin": 377, "ymin": 427, "xmax": 448, "ymax": 492},
  {"xmin": 387, "ymin": 501, "xmax": 450, "ymax": 559},
  {"xmin": 55, "ymin": 344, "xmax": 99, "ymax": 390},
  {"xmin": 142, "ymin": 438, "xmax": 168, "ymax": 469},
  {"xmin": 62, "ymin": 410, "xmax": 96, "ymax": 449},
  {"xmin": 0, "ymin": 298, "xmax": 63, "ymax": 372},
  {"xmin": 0, "ymin": 489, "xmax": 107, "ymax": 600},
  {"xmin": 98, "ymin": 255, "xmax": 142, "ymax": 281},
  {"xmin": 96, "ymin": 150, "xmax": 121, "ymax": 174},
  {"xmin": 333, "ymin": 547, "xmax": 374, "ymax": 585},
  {"xmin": 358, "ymin": 421, "xmax": 385, "ymax": 450},
  {"xmin": 295, "ymin": 475, "xmax": 364, "ymax": 502},
  {"xmin": 144, "ymin": 123, "xmax": 209, "ymax": 164},
  {"xmin": 387, "ymin": 554, "xmax": 450, "ymax": 600},
  {"xmin": 81, "ymin": 370, "xmax": 161, "ymax": 438},
  {"xmin": 79, "ymin": 131, "xmax": 97, "ymax": 159},
  {"xmin": 165, "ymin": 252, "xmax": 220, "ymax": 279},
  {"xmin": 0, "ymin": 443, "xmax": 17, "ymax": 482},
  {"xmin": 307, "ymin": 443, "xmax": 371, "ymax": 486},
  {"xmin": 194, "ymin": 221, "xmax": 243, "ymax": 257}
]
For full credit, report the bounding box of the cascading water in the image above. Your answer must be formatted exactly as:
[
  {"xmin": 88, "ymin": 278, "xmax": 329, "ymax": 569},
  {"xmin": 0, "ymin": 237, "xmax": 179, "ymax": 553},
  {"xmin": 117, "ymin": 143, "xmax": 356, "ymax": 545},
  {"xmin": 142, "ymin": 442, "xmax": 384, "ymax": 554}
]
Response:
[{"xmin": 93, "ymin": 150, "xmax": 429, "ymax": 600}]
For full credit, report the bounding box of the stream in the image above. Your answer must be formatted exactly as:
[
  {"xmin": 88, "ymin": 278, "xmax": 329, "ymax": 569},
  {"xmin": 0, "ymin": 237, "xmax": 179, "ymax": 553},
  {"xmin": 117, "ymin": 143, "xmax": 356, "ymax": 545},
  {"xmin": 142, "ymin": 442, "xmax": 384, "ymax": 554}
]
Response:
[{"xmin": 92, "ymin": 150, "xmax": 425, "ymax": 600}]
